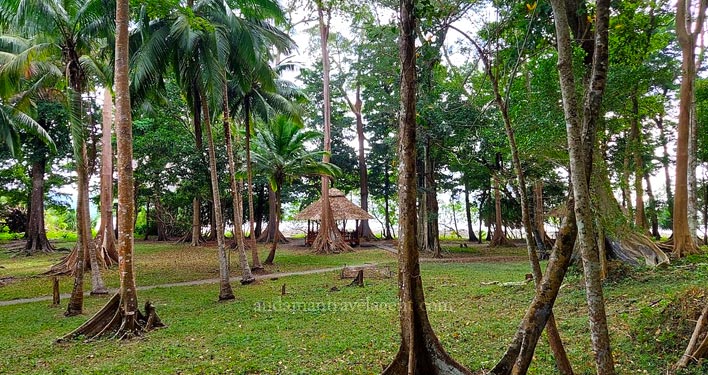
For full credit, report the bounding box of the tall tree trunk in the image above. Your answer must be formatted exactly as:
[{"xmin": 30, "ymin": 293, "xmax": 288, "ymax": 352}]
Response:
[
  {"xmin": 206, "ymin": 201, "xmax": 217, "ymax": 241},
  {"xmin": 630, "ymin": 93, "xmax": 647, "ymax": 230},
  {"xmin": 422, "ymin": 137, "xmax": 442, "ymax": 256},
  {"xmin": 550, "ymin": 0, "xmax": 616, "ymax": 372},
  {"xmin": 65, "ymin": 153, "xmax": 89, "ymax": 316},
  {"xmin": 312, "ymin": 1, "xmax": 351, "ymax": 254},
  {"xmin": 382, "ymin": 2, "xmax": 470, "ymax": 371},
  {"xmin": 673, "ymin": 0, "xmax": 704, "ymax": 257},
  {"xmin": 264, "ymin": 187, "xmax": 281, "ymax": 264},
  {"xmin": 254, "ymin": 183, "xmax": 266, "ymax": 238},
  {"xmin": 98, "ymin": 89, "xmax": 117, "ymax": 265},
  {"xmin": 223, "ymin": 88, "xmax": 254, "ymax": 285},
  {"xmin": 245, "ymin": 98, "xmax": 263, "ymax": 269},
  {"xmin": 644, "ymin": 173, "xmax": 661, "ymax": 240},
  {"xmin": 534, "ymin": 181, "xmax": 553, "ymax": 250},
  {"xmin": 490, "ymin": 173, "xmax": 514, "ymax": 247},
  {"xmin": 257, "ymin": 186, "xmax": 287, "ymax": 244},
  {"xmin": 86, "ymin": 142, "xmax": 108, "ymax": 296},
  {"xmin": 689, "ymin": 94, "xmax": 699, "ymax": 244},
  {"xmin": 656, "ymin": 111, "xmax": 673, "ymax": 227},
  {"xmin": 24, "ymin": 158, "xmax": 54, "ymax": 254},
  {"xmin": 199, "ymin": 90, "xmax": 234, "ymax": 301},
  {"xmin": 464, "ymin": 181, "xmax": 479, "ymax": 242},
  {"xmin": 155, "ymin": 196, "xmax": 168, "ymax": 241},
  {"xmin": 353, "ymin": 84, "xmax": 374, "ymax": 240},
  {"xmin": 621, "ymin": 130, "xmax": 633, "ymax": 216},
  {"xmin": 384, "ymin": 162, "xmax": 393, "ymax": 240},
  {"xmin": 190, "ymin": 91, "xmax": 203, "ymax": 247},
  {"xmin": 472, "ymin": 41, "xmax": 572, "ymax": 371},
  {"xmin": 61, "ymin": 2, "xmax": 163, "ymax": 337}
]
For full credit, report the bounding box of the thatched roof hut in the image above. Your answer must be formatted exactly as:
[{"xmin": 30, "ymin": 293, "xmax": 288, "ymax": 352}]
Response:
[{"xmin": 294, "ymin": 188, "xmax": 373, "ymax": 221}]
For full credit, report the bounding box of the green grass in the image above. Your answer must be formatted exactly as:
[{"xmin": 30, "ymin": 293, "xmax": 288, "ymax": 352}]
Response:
[
  {"xmin": 0, "ymin": 242, "xmax": 394, "ymax": 301},
  {"xmin": 2, "ymin": 242, "xmax": 708, "ymax": 374}
]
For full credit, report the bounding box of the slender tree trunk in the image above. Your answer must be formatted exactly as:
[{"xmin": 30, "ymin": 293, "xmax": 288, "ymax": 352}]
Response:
[
  {"xmin": 86, "ymin": 143, "xmax": 108, "ymax": 296},
  {"xmin": 60, "ymin": 3, "xmax": 163, "ymax": 338},
  {"xmin": 190, "ymin": 92, "xmax": 203, "ymax": 247},
  {"xmin": 143, "ymin": 199, "xmax": 151, "ymax": 240},
  {"xmin": 245, "ymin": 99, "xmax": 263, "ymax": 269},
  {"xmin": 257, "ymin": 186, "xmax": 287, "ymax": 243},
  {"xmin": 312, "ymin": 1, "xmax": 351, "ymax": 254},
  {"xmin": 255, "ymin": 183, "xmax": 266, "ymax": 238},
  {"xmin": 190, "ymin": 198, "xmax": 202, "ymax": 245},
  {"xmin": 656, "ymin": 112, "xmax": 673, "ymax": 227},
  {"xmin": 689, "ymin": 94, "xmax": 699, "ymax": 244},
  {"xmin": 384, "ymin": 164, "xmax": 393, "ymax": 240},
  {"xmin": 490, "ymin": 173, "xmax": 514, "ymax": 247},
  {"xmin": 382, "ymin": 2, "xmax": 470, "ymax": 371},
  {"xmin": 65, "ymin": 159, "xmax": 88, "ymax": 316},
  {"xmin": 24, "ymin": 158, "xmax": 54, "ymax": 254},
  {"xmin": 353, "ymin": 84, "xmax": 374, "ymax": 240},
  {"xmin": 621, "ymin": 130, "xmax": 633, "ymax": 215},
  {"xmin": 422, "ymin": 137, "xmax": 442, "ymax": 256},
  {"xmin": 550, "ymin": 0, "xmax": 615, "ymax": 372},
  {"xmin": 155, "ymin": 196, "xmax": 168, "ymax": 241},
  {"xmin": 630, "ymin": 93, "xmax": 647, "ymax": 230},
  {"xmin": 644, "ymin": 173, "xmax": 660, "ymax": 240},
  {"xmin": 265, "ymin": 187, "xmax": 281, "ymax": 264},
  {"xmin": 223, "ymin": 88, "xmax": 254, "ymax": 284},
  {"xmin": 464, "ymin": 181, "xmax": 479, "ymax": 242},
  {"xmin": 98, "ymin": 89, "xmax": 117, "ymax": 265},
  {"xmin": 475, "ymin": 44, "xmax": 572, "ymax": 371},
  {"xmin": 673, "ymin": 0, "xmax": 703, "ymax": 256},
  {"xmin": 199, "ymin": 90, "xmax": 234, "ymax": 301}
]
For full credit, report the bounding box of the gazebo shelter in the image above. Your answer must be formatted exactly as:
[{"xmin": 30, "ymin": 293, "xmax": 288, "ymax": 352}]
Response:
[{"xmin": 294, "ymin": 188, "xmax": 374, "ymax": 247}]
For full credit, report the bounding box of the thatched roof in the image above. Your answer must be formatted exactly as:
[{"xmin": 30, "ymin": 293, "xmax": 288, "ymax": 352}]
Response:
[{"xmin": 294, "ymin": 188, "xmax": 374, "ymax": 221}]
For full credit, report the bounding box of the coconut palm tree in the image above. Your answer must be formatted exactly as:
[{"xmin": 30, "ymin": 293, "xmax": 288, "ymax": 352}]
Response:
[
  {"xmin": 0, "ymin": 35, "xmax": 57, "ymax": 157},
  {"xmin": 0, "ymin": 0, "xmax": 114, "ymax": 308},
  {"xmin": 252, "ymin": 115, "xmax": 339, "ymax": 264},
  {"xmin": 229, "ymin": 60, "xmax": 304, "ymax": 249},
  {"xmin": 130, "ymin": 0, "xmax": 292, "ymax": 296}
]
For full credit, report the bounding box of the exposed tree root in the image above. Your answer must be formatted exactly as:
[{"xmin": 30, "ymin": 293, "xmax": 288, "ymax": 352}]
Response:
[
  {"xmin": 58, "ymin": 293, "xmax": 164, "ymax": 342},
  {"xmin": 175, "ymin": 232, "xmax": 205, "ymax": 246},
  {"xmin": 45, "ymin": 241, "xmax": 118, "ymax": 276},
  {"xmin": 605, "ymin": 232, "xmax": 669, "ymax": 267},
  {"xmin": 256, "ymin": 225, "xmax": 289, "ymax": 243},
  {"xmin": 489, "ymin": 232, "xmax": 516, "ymax": 248},
  {"xmin": 382, "ymin": 296, "xmax": 472, "ymax": 375},
  {"xmin": 312, "ymin": 228, "xmax": 353, "ymax": 254},
  {"xmin": 23, "ymin": 234, "xmax": 55, "ymax": 255}
]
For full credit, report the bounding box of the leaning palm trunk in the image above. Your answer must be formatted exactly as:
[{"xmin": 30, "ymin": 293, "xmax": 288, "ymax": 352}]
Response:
[
  {"xmin": 223, "ymin": 87, "xmax": 254, "ymax": 284},
  {"xmin": 199, "ymin": 90, "xmax": 234, "ymax": 301},
  {"xmin": 244, "ymin": 99, "xmax": 263, "ymax": 269}
]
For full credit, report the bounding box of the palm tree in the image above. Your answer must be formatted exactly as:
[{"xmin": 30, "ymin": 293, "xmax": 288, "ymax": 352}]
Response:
[
  {"xmin": 130, "ymin": 0, "xmax": 292, "ymax": 296},
  {"xmin": 252, "ymin": 115, "xmax": 339, "ymax": 264},
  {"xmin": 1, "ymin": 1, "xmax": 114, "ymax": 306},
  {"xmin": 0, "ymin": 35, "xmax": 57, "ymax": 157},
  {"xmin": 61, "ymin": 0, "xmax": 163, "ymax": 340}
]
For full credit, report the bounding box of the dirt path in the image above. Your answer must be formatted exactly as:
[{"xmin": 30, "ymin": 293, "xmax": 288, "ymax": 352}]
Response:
[{"xmin": 0, "ymin": 265, "xmax": 359, "ymax": 307}]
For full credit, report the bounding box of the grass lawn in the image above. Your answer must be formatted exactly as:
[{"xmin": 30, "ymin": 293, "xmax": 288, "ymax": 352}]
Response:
[
  {"xmin": 1, "ymin": 241, "xmax": 708, "ymax": 374},
  {"xmin": 0, "ymin": 241, "xmax": 395, "ymax": 301}
]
